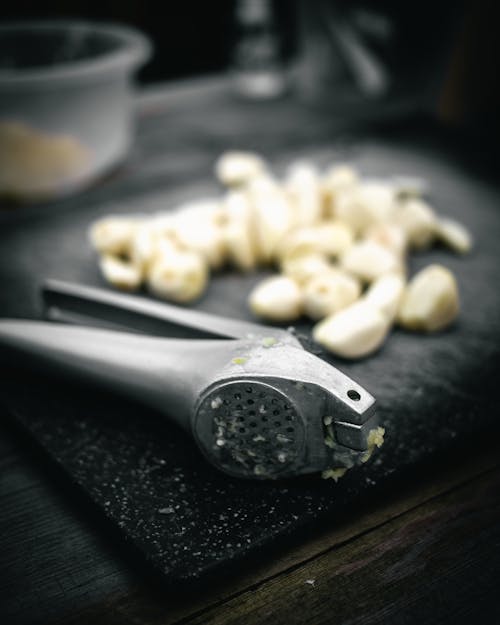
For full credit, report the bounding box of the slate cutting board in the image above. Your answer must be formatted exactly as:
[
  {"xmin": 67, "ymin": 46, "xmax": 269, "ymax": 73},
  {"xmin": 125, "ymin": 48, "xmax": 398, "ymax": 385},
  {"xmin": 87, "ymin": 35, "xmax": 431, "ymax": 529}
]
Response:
[{"xmin": 1, "ymin": 137, "xmax": 500, "ymax": 585}]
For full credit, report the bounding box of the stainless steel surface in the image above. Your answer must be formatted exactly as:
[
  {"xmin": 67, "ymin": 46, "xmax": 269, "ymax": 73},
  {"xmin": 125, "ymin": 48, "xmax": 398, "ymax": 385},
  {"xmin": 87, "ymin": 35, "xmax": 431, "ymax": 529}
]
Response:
[
  {"xmin": 42, "ymin": 279, "xmax": 299, "ymax": 344},
  {"xmin": 0, "ymin": 281, "xmax": 378, "ymax": 479}
]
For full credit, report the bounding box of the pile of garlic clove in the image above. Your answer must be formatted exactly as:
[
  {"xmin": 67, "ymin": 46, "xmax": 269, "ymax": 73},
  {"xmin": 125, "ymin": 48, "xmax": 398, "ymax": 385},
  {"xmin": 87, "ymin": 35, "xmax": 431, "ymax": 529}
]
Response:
[{"xmin": 90, "ymin": 151, "xmax": 473, "ymax": 359}]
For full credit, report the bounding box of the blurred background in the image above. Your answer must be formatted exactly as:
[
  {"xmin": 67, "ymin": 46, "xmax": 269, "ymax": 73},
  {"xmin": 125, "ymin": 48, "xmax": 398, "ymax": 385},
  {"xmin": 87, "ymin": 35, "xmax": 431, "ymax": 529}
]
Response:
[{"xmin": 1, "ymin": 0, "xmax": 498, "ymax": 137}]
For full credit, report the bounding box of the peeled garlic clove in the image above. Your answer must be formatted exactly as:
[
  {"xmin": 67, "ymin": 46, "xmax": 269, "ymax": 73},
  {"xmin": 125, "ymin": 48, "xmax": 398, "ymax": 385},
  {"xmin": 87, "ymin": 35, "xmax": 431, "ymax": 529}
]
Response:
[
  {"xmin": 147, "ymin": 249, "xmax": 208, "ymax": 303},
  {"xmin": 248, "ymin": 275, "xmax": 302, "ymax": 322},
  {"xmin": 130, "ymin": 223, "xmax": 160, "ymax": 271},
  {"xmin": 398, "ymin": 264, "xmax": 459, "ymax": 332},
  {"xmin": 224, "ymin": 220, "xmax": 256, "ymax": 272},
  {"xmin": 280, "ymin": 252, "xmax": 332, "ymax": 286},
  {"xmin": 222, "ymin": 191, "xmax": 257, "ymax": 271},
  {"xmin": 313, "ymin": 301, "xmax": 391, "ymax": 359},
  {"xmin": 323, "ymin": 164, "xmax": 359, "ymax": 189},
  {"xmin": 99, "ymin": 255, "xmax": 142, "ymax": 291},
  {"xmin": 321, "ymin": 164, "xmax": 359, "ymax": 218},
  {"xmin": 334, "ymin": 188, "xmax": 371, "ymax": 234},
  {"xmin": 148, "ymin": 212, "xmax": 179, "ymax": 240},
  {"xmin": 276, "ymin": 222, "xmax": 353, "ymax": 263},
  {"xmin": 436, "ymin": 217, "xmax": 472, "ymax": 254},
  {"xmin": 172, "ymin": 200, "xmax": 227, "ymax": 269},
  {"xmin": 393, "ymin": 198, "xmax": 437, "ymax": 250},
  {"xmin": 275, "ymin": 227, "xmax": 320, "ymax": 262},
  {"xmin": 357, "ymin": 182, "xmax": 396, "ymax": 224},
  {"xmin": 215, "ymin": 151, "xmax": 266, "ymax": 187},
  {"xmin": 333, "ymin": 182, "xmax": 396, "ymax": 235},
  {"xmin": 365, "ymin": 273, "xmax": 406, "ymax": 321},
  {"xmin": 248, "ymin": 176, "xmax": 294, "ymax": 264},
  {"xmin": 131, "ymin": 217, "xmax": 185, "ymax": 271},
  {"xmin": 89, "ymin": 216, "xmax": 141, "ymax": 256},
  {"xmin": 285, "ymin": 161, "xmax": 322, "ymax": 227},
  {"xmin": 365, "ymin": 223, "xmax": 408, "ymax": 259},
  {"xmin": 341, "ymin": 240, "xmax": 402, "ymax": 283},
  {"xmin": 314, "ymin": 222, "xmax": 354, "ymax": 258},
  {"xmin": 303, "ymin": 269, "xmax": 361, "ymax": 320}
]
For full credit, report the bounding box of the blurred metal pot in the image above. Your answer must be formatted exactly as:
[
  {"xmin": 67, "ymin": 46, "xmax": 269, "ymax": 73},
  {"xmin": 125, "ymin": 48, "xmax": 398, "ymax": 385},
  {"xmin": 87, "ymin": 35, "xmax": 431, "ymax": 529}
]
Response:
[{"xmin": 0, "ymin": 21, "xmax": 151, "ymax": 202}]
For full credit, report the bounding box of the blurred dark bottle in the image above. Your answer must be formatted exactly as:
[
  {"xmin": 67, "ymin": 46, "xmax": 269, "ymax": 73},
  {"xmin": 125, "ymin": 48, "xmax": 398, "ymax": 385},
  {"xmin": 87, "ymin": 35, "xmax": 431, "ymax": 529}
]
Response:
[
  {"xmin": 294, "ymin": 0, "xmax": 392, "ymax": 103},
  {"xmin": 437, "ymin": 0, "xmax": 500, "ymax": 136},
  {"xmin": 230, "ymin": 0, "xmax": 288, "ymax": 98},
  {"xmin": 292, "ymin": 0, "xmax": 499, "ymax": 136}
]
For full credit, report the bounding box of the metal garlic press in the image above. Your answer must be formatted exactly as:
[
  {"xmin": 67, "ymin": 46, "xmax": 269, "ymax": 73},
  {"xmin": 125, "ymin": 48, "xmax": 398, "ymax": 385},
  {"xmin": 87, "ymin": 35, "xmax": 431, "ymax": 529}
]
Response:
[{"xmin": 0, "ymin": 280, "xmax": 379, "ymax": 479}]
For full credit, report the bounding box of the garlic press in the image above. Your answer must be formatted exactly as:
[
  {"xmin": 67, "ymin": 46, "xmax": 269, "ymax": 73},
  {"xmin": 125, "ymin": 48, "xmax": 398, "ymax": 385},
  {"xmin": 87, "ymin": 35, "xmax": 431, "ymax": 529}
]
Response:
[{"xmin": 0, "ymin": 280, "xmax": 379, "ymax": 479}]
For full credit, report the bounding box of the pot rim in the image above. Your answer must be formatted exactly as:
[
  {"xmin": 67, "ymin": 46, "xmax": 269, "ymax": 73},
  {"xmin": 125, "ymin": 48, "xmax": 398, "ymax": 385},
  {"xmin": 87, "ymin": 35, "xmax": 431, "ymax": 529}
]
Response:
[{"xmin": 0, "ymin": 20, "xmax": 152, "ymax": 87}]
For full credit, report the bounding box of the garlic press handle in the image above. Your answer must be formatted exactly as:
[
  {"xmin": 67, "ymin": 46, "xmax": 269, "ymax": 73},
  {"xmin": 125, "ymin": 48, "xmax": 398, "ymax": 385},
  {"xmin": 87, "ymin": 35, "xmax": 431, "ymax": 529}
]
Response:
[
  {"xmin": 0, "ymin": 320, "xmax": 242, "ymax": 431},
  {"xmin": 42, "ymin": 279, "xmax": 298, "ymax": 345}
]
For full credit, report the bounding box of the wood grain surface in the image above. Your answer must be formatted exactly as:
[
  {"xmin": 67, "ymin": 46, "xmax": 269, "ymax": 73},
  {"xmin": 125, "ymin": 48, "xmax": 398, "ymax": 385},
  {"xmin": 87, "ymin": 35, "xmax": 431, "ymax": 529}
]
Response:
[
  {"xmin": 1, "ymin": 77, "xmax": 500, "ymax": 624},
  {"xmin": 46, "ymin": 444, "xmax": 500, "ymax": 625}
]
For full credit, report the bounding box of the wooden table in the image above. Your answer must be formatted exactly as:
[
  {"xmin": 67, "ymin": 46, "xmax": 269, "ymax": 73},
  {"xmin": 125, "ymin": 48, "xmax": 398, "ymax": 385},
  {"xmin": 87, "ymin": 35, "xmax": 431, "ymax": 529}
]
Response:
[{"xmin": 1, "ymin": 76, "xmax": 500, "ymax": 625}]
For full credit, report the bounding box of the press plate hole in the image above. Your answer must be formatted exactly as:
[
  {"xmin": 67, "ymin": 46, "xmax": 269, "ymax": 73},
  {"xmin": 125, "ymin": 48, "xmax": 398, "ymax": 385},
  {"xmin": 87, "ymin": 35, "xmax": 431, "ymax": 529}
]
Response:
[
  {"xmin": 203, "ymin": 381, "xmax": 305, "ymax": 477},
  {"xmin": 347, "ymin": 389, "xmax": 361, "ymax": 401}
]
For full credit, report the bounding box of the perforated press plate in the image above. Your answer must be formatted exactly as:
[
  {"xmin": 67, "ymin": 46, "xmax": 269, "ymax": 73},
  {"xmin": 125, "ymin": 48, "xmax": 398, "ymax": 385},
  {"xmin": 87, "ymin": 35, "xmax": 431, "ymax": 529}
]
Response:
[{"xmin": 194, "ymin": 380, "xmax": 306, "ymax": 478}]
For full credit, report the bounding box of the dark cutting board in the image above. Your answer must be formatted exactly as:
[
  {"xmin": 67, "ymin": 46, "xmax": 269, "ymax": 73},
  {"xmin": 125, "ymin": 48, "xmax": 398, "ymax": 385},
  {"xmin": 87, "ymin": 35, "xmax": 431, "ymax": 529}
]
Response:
[{"xmin": 1, "ymin": 134, "xmax": 500, "ymax": 585}]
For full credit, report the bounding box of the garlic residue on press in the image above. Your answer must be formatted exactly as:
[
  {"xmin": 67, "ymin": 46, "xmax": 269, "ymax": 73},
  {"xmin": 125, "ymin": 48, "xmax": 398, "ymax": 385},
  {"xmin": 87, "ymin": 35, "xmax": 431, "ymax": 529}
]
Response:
[{"xmin": 321, "ymin": 423, "xmax": 386, "ymax": 480}]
